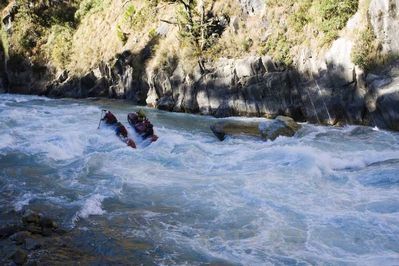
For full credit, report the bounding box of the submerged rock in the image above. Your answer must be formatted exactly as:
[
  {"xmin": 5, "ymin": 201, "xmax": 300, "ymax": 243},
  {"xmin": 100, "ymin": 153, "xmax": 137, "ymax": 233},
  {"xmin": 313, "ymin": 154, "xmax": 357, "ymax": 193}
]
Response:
[
  {"xmin": 10, "ymin": 249, "xmax": 28, "ymax": 265},
  {"xmin": 21, "ymin": 212, "xmax": 58, "ymax": 236},
  {"xmin": 22, "ymin": 213, "xmax": 41, "ymax": 225},
  {"xmin": 9, "ymin": 231, "xmax": 32, "ymax": 245},
  {"xmin": 210, "ymin": 116, "xmax": 301, "ymax": 141},
  {"xmin": 0, "ymin": 225, "xmax": 23, "ymax": 239},
  {"xmin": 24, "ymin": 238, "xmax": 41, "ymax": 251}
]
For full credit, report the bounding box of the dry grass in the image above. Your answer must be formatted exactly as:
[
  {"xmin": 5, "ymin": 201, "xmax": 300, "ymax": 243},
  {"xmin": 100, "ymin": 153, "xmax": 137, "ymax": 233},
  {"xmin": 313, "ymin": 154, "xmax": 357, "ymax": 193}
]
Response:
[{"xmin": 4, "ymin": 0, "xmax": 371, "ymax": 77}]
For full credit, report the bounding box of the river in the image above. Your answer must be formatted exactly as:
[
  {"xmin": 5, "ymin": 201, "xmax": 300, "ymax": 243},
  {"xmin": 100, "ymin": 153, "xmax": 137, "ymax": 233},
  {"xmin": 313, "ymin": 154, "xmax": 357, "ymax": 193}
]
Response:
[{"xmin": 1, "ymin": 94, "xmax": 398, "ymax": 265}]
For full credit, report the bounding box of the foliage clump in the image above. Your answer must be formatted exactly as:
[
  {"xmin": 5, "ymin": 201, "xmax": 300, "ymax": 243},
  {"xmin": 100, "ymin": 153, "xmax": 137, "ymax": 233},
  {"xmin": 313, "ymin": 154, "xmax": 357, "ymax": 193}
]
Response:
[
  {"xmin": 6, "ymin": 0, "xmax": 79, "ymax": 69},
  {"xmin": 317, "ymin": 0, "xmax": 359, "ymax": 44},
  {"xmin": 75, "ymin": 0, "xmax": 104, "ymax": 21},
  {"xmin": 351, "ymin": 25, "xmax": 379, "ymax": 71},
  {"xmin": 170, "ymin": 0, "xmax": 228, "ymax": 71},
  {"xmin": 263, "ymin": 0, "xmax": 359, "ymax": 66},
  {"xmin": 46, "ymin": 24, "xmax": 74, "ymax": 69}
]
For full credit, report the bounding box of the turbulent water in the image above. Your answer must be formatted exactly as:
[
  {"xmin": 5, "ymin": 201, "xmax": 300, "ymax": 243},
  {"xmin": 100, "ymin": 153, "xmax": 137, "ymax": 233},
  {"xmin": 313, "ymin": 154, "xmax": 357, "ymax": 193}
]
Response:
[{"xmin": 1, "ymin": 94, "xmax": 399, "ymax": 265}]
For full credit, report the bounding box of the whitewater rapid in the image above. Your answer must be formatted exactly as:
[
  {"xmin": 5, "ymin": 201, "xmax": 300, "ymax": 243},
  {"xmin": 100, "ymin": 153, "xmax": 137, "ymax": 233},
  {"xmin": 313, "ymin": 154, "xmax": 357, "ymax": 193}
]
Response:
[{"xmin": 0, "ymin": 94, "xmax": 398, "ymax": 265}]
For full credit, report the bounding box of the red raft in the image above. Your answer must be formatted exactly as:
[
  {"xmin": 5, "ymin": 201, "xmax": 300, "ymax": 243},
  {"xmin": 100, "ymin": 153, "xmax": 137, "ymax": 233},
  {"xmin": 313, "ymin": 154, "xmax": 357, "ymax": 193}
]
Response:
[
  {"xmin": 100, "ymin": 110, "xmax": 136, "ymax": 149},
  {"xmin": 127, "ymin": 111, "xmax": 158, "ymax": 143}
]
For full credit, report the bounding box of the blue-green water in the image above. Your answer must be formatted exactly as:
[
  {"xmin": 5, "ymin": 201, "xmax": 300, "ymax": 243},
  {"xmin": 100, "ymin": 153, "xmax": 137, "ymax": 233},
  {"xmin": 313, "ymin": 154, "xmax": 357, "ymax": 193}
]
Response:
[{"xmin": 1, "ymin": 94, "xmax": 399, "ymax": 265}]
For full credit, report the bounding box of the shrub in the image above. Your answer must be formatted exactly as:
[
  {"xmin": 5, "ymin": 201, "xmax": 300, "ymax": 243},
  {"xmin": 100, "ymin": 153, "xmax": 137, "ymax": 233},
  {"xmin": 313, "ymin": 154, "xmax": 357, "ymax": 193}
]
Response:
[
  {"xmin": 288, "ymin": 0, "xmax": 312, "ymax": 32},
  {"xmin": 46, "ymin": 24, "xmax": 74, "ymax": 69},
  {"xmin": 264, "ymin": 32, "xmax": 293, "ymax": 66},
  {"xmin": 75, "ymin": 0, "xmax": 104, "ymax": 21},
  {"xmin": 148, "ymin": 28, "xmax": 158, "ymax": 39},
  {"xmin": 9, "ymin": 7, "xmax": 46, "ymax": 56},
  {"xmin": 351, "ymin": 25, "xmax": 378, "ymax": 71},
  {"xmin": 317, "ymin": 0, "xmax": 358, "ymax": 43},
  {"xmin": 123, "ymin": 4, "xmax": 136, "ymax": 23},
  {"xmin": 116, "ymin": 24, "xmax": 128, "ymax": 45},
  {"xmin": 241, "ymin": 37, "xmax": 253, "ymax": 52}
]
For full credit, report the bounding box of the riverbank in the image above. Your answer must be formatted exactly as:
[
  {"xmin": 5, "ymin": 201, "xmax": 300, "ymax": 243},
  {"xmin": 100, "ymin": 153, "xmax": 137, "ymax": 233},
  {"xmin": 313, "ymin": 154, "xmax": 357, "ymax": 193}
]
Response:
[
  {"xmin": 1, "ymin": 0, "xmax": 399, "ymax": 131},
  {"xmin": 3, "ymin": 55, "xmax": 399, "ymax": 132}
]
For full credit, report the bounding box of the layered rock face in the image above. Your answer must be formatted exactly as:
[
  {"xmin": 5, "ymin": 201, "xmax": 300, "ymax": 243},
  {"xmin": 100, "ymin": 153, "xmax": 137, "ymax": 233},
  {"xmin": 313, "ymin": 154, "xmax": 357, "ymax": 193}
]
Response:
[
  {"xmin": 366, "ymin": 0, "xmax": 399, "ymax": 130},
  {"xmin": 1, "ymin": 0, "xmax": 399, "ymax": 131}
]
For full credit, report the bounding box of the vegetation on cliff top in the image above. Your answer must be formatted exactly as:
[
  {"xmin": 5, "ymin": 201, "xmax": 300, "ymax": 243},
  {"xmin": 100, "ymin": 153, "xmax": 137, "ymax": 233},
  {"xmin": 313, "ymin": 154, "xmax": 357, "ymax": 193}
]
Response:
[
  {"xmin": 0, "ymin": 0, "xmax": 383, "ymax": 76},
  {"xmin": 263, "ymin": 0, "xmax": 358, "ymax": 66}
]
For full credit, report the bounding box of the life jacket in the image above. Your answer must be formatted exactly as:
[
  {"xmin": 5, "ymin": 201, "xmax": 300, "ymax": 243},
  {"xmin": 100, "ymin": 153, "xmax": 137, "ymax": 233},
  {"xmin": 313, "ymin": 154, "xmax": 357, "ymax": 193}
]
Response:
[
  {"xmin": 115, "ymin": 122, "xmax": 128, "ymax": 138},
  {"xmin": 103, "ymin": 111, "xmax": 118, "ymax": 125},
  {"xmin": 127, "ymin": 113, "xmax": 139, "ymax": 125},
  {"xmin": 134, "ymin": 122, "xmax": 146, "ymax": 134}
]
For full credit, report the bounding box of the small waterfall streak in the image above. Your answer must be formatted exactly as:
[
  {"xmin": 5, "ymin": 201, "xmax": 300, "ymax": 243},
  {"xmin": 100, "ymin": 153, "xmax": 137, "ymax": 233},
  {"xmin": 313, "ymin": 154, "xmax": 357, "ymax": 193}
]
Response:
[
  {"xmin": 306, "ymin": 88, "xmax": 321, "ymax": 124},
  {"xmin": 313, "ymin": 75, "xmax": 333, "ymax": 124}
]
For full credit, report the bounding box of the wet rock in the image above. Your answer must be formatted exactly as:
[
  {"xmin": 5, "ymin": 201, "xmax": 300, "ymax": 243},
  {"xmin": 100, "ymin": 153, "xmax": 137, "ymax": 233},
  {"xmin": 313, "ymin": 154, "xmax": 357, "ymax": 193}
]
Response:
[
  {"xmin": 24, "ymin": 238, "xmax": 41, "ymax": 251},
  {"xmin": 22, "ymin": 213, "xmax": 41, "ymax": 225},
  {"xmin": 259, "ymin": 116, "xmax": 301, "ymax": 141},
  {"xmin": 21, "ymin": 212, "xmax": 58, "ymax": 236},
  {"xmin": 53, "ymin": 228, "xmax": 67, "ymax": 235},
  {"xmin": 211, "ymin": 116, "xmax": 301, "ymax": 141},
  {"xmin": 9, "ymin": 231, "xmax": 32, "ymax": 245},
  {"xmin": 210, "ymin": 120, "xmax": 262, "ymax": 141},
  {"xmin": 10, "ymin": 249, "xmax": 28, "ymax": 265},
  {"xmin": 25, "ymin": 224, "xmax": 42, "ymax": 235},
  {"xmin": 157, "ymin": 95, "xmax": 175, "ymax": 111},
  {"xmin": 26, "ymin": 260, "xmax": 38, "ymax": 266},
  {"xmin": 0, "ymin": 225, "xmax": 23, "ymax": 239},
  {"xmin": 39, "ymin": 217, "xmax": 58, "ymax": 230},
  {"xmin": 41, "ymin": 227, "xmax": 52, "ymax": 237}
]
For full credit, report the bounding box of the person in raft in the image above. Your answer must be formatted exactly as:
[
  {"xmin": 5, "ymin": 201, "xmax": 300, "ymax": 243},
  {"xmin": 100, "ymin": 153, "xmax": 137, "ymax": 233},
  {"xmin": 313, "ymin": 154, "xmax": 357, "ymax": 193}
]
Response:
[
  {"xmin": 102, "ymin": 110, "xmax": 118, "ymax": 125},
  {"xmin": 127, "ymin": 110, "xmax": 158, "ymax": 142},
  {"xmin": 101, "ymin": 110, "xmax": 136, "ymax": 148}
]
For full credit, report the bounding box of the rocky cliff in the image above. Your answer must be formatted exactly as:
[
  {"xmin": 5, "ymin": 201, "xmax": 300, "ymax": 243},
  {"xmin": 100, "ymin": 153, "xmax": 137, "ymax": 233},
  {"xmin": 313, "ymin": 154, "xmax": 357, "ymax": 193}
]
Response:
[{"xmin": 1, "ymin": 0, "xmax": 399, "ymax": 130}]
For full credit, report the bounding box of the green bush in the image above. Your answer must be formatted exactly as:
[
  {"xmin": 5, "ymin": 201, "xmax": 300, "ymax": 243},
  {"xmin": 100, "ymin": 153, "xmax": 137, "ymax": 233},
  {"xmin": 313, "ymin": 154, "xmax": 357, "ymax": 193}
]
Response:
[
  {"xmin": 46, "ymin": 24, "xmax": 74, "ymax": 69},
  {"xmin": 351, "ymin": 26, "xmax": 377, "ymax": 71},
  {"xmin": 288, "ymin": 0, "xmax": 312, "ymax": 32},
  {"xmin": 7, "ymin": 1, "xmax": 78, "ymax": 69},
  {"xmin": 318, "ymin": 0, "xmax": 358, "ymax": 43},
  {"xmin": 148, "ymin": 28, "xmax": 158, "ymax": 39},
  {"xmin": 116, "ymin": 24, "xmax": 128, "ymax": 45},
  {"xmin": 9, "ymin": 7, "xmax": 46, "ymax": 55},
  {"xmin": 75, "ymin": 0, "xmax": 104, "ymax": 21},
  {"xmin": 241, "ymin": 37, "xmax": 253, "ymax": 52},
  {"xmin": 123, "ymin": 4, "xmax": 136, "ymax": 23},
  {"xmin": 264, "ymin": 32, "xmax": 293, "ymax": 66}
]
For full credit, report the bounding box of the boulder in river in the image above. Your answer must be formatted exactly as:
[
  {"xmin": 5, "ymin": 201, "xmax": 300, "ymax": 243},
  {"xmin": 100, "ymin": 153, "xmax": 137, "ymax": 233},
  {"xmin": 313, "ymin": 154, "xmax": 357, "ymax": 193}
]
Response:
[
  {"xmin": 22, "ymin": 212, "xmax": 58, "ymax": 236},
  {"xmin": 210, "ymin": 120, "xmax": 260, "ymax": 141},
  {"xmin": 10, "ymin": 249, "xmax": 28, "ymax": 265},
  {"xmin": 0, "ymin": 225, "xmax": 23, "ymax": 239},
  {"xmin": 259, "ymin": 116, "xmax": 302, "ymax": 141},
  {"xmin": 210, "ymin": 116, "xmax": 301, "ymax": 141},
  {"xmin": 9, "ymin": 231, "xmax": 32, "ymax": 245}
]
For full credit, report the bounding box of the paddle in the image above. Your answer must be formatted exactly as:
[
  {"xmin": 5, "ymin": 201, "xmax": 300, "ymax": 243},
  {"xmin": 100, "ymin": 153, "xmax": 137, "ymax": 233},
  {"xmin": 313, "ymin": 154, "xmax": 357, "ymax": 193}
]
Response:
[{"xmin": 97, "ymin": 109, "xmax": 106, "ymax": 129}]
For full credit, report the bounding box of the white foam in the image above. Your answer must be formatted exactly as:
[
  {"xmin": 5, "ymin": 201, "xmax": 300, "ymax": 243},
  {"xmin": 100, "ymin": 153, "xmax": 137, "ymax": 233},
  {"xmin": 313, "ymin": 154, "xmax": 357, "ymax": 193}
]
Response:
[
  {"xmin": 0, "ymin": 134, "xmax": 14, "ymax": 150},
  {"xmin": 76, "ymin": 194, "xmax": 106, "ymax": 220},
  {"xmin": 1, "ymin": 94, "xmax": 399, "ymax": 264},
  {"xmin": 14, "ymin": 193, "xmax": 34, "ymax": 211}
]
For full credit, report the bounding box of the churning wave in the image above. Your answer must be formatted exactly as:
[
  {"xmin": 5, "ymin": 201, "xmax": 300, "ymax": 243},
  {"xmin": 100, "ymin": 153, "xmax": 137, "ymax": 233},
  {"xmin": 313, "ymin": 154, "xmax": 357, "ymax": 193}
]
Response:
[{"xmin": 1, "ymin": 94, "xmax": 399, "ymax": 265}]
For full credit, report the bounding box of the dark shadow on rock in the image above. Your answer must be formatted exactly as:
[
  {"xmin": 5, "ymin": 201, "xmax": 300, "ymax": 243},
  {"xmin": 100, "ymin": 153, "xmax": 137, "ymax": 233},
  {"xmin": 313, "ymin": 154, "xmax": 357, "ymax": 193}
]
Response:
[
  {"xmin": 5, "ymin": 36, "xmax": 160, "ymax": 106},
  {"xmin": 2, "ymin": 33, "xmax": 399, "ymax": 131}
]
